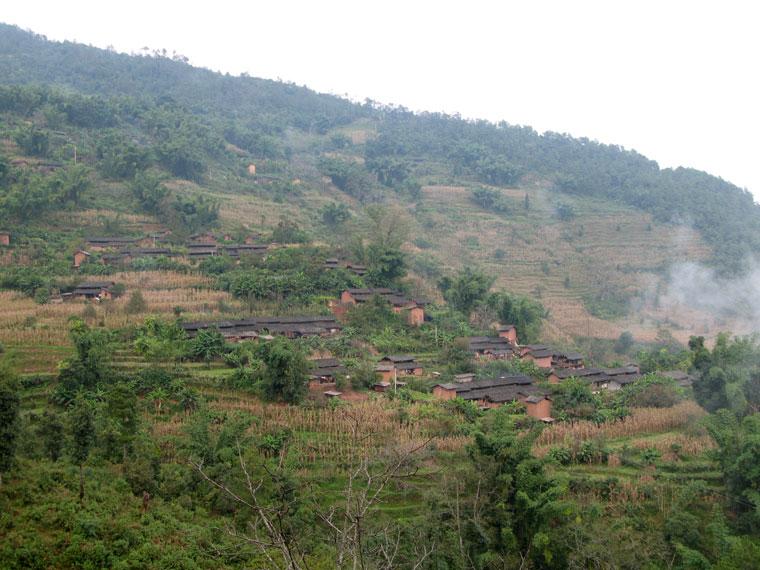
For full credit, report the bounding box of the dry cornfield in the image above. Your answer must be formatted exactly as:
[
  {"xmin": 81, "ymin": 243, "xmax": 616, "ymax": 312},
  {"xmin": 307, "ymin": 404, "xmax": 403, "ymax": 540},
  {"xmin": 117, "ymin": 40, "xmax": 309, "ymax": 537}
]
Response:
[
  {"xmin": 152, "ymin": 395, "xmax": 468, "ymax": 464},
  {"xmin": 535, "ymin": 401, "xmax": 707, "ymax": 450}
]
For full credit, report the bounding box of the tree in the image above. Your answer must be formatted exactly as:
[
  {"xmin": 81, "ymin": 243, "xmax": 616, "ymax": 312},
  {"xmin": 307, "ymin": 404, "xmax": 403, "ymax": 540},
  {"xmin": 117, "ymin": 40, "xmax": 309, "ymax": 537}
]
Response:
[
  {"xmin": 125, "ymin": 290, "xmax": 147, "ymax": 314},
  {"xmin": 257, "ymin": 337, "xmax": 309, "ymax": 404},
  {"xmin": 38, "ymin": 408, "xmax": 65, "ymax": 462},
  {"xmin": 69, "ymin": 394, "xmax": 96, "ymax": 501},
  {"xmin": 491, "ymin": 292, "xmax": 546, "ymax": 344},
  {"xmin": 438, "ymin": 267, "xmax": 494, "ymax": 316},
  {"xmin": 614, "ymin": 331, "xmax": 635, "ymax": 354},
  {"xmin": 189, "ymin": 328, "xmax": 226, "ymax": 366},
  {"xmin": 0, "ymin": 366, "xmax": 20, "ymax": 486},
  {"xmin": 468, "ymin": 408, "xmax": 565, "ymax": 565},
  {"xmin": 54, "ymin": 319, "xmax": 113, "ymax": 404},
  {"xmin": 130, "ymin": 170, "xmax": 168, "ymax": 213},
  {"xmin": 320, "ymin": 202, "xmax": 351, "ymax": 228},
  {"xmin": 105, "ymin": 383, "xmax": 139, "ymax": 460}
]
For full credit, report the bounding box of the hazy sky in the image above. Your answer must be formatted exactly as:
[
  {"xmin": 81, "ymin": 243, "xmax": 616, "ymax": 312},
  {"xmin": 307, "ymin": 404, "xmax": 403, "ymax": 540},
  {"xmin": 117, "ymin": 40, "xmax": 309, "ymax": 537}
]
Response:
[{"xmin": 4, "ymin": 1, "xmax": 758, "ymax": 200}]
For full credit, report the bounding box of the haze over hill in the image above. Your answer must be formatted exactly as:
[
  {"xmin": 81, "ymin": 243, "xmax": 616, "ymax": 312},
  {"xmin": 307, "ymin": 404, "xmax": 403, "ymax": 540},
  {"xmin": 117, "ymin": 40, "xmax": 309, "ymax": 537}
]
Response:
[{"xmin": 1, "ymin": 22, "xmax": 759, "ymax": 342}]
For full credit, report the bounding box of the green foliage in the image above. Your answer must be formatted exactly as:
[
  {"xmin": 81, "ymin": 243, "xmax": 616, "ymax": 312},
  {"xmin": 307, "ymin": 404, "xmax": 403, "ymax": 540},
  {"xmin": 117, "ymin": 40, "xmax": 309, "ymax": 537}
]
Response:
[
  {"xmin": 438, "ymin": 267, "xmax": 495, "ymax": 316},
  {"xmin": 54, "ymin": 319, "xmax": 114, "ymax": 404},
  {"xmin": 37, "ymin": 408, "xmax": 64, "ymax": 462},
  {"xmin": 134, "ymin": 317, "xmax": 188, "ymax": 363},
  {"xmin": 318, "ymin": 156, "xmax": 374, "ymax": 201},
  {"xmin": 271, "ymin": 219, "xmax": 308, "ymax": 244},
  {"xmin": 707, "ymin": 411, "xmax": 760, "ymax": 532},
  {"xmin": 124, "ymin": 290, "xmax": 147, "ymax": 314},
  {"xmin": 130, "ymin": 170, "xmax": 169, "ymax": 213},
  {"xmin": 173, "ymin": 194, "xmax": 219, "ymax": 235},
  {"xmin": 319, "ymin": 201, "xmax": 350, "ymax": 228},
  {"xmin": 189, "ymin": 328, "xmax": 226, "ymax": 365},
  {"xmin": 470, "ymin": 186, "xmax": 511, "ymax": 213},
  {"xmin": 614, "ymin": 330, "xmax": 635, "ymax": 354},
  {"xmin": 468, "ymin": 408, "xmax": 566, "ymax": 564},
  {"xmin": 489, "ymin": 291, "xmax": 546, "ymax": 344},
  {"xmin": 256, "ymin": 337, "xmax": 309, "ymax": 404},
  {"xmin": 619, "ymin": 373, "xmax": 684, "ymax": 408},
  {"xmin": 0, "ymin": 365, "xmax": 20, "ymax": 482}
]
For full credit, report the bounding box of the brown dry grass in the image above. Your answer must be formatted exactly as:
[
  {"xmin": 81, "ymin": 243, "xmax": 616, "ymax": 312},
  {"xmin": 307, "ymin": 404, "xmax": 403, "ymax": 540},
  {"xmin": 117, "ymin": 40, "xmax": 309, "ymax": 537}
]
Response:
[
  {"xmin": 535, "ymin": 401, "xmax": 706, "ymax": 451},
  {"xmin": 153, "ymin": 395, "xmax": 467, "ymax": 464}
]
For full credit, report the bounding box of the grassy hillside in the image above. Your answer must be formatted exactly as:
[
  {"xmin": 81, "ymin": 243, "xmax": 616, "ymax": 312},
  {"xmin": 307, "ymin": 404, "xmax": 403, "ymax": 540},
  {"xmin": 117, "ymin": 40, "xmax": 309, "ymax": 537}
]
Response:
[{"xmin": 2, "ymin": 21, "xmax": 752, "ymax": 343}]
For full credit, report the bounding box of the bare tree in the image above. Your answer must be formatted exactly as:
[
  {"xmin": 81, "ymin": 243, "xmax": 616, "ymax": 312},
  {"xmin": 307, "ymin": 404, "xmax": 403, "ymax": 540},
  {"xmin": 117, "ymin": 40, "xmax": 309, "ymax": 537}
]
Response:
[{"xmin": 192, "ymin": 409, "xmax": 434, "ymax": 569}]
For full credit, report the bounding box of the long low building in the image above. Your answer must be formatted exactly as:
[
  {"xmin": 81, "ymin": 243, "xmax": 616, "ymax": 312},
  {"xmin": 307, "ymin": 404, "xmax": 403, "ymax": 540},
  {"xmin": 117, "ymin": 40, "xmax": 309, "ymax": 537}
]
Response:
[
  {"xmin": 548, "ymin": 366, "xmax": 641, "ymax": 391},
  {"xmin": 180, "ymin": 316, "xmax": 342, "ymax": 340},
  {"xmin": 464, "ymin": 336, "xmax": 516, "ymax": 359},
  {"xmin": 433, "ymin": 374, "xmax": 552, "ymax": 419}
]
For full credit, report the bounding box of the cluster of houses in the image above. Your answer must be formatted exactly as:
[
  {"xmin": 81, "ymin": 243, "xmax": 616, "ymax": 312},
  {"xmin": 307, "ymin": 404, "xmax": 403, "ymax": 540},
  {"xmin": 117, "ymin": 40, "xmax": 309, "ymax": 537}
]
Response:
[
  {"xmin": 73, "ymin": 232, "xmax": 269, "ymax": 268},
  {"xmin": 329, "ymin": 288, "xmax": 427, "ymax": 326}
]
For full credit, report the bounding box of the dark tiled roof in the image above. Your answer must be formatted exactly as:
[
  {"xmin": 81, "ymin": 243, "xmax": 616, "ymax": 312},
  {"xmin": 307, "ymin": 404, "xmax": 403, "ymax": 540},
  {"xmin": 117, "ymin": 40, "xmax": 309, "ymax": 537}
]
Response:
[{"xmin": 181, "ymin": 316, "xmax": 341, "ymax": 338}]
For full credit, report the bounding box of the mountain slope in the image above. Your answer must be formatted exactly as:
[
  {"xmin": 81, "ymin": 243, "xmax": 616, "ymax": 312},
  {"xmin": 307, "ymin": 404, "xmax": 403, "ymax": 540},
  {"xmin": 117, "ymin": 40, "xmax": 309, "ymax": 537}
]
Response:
[{"xmin": 0, "ymin": 23, "xmax": 758, "ymax": 342}]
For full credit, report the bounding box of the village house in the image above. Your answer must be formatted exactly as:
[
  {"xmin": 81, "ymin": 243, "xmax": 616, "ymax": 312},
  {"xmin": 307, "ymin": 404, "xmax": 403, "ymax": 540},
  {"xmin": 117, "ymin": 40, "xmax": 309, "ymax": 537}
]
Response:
[
  {"xmin": 85, "ymin": 237, "xmax": 139, "ymax": 251},
  {"xmin": 375, "ymin": 355, "xmax": 423, "ymax": 383},
  {"xmin": 551, "ymin": 350, "xmax": 585, "ymax": 369},
  {"xmin": 0, "ymin": 231, "xmax": 10, "ymax": 246},
  {"xmin": 221, "ymin": 244, "xmax": 269, "ymax": 258},
  {"xmin": 496, "ymin": 324, "xmax": 518, "ymax": 344},
  {"xmin": 308, "ymin": 358, "xmax": 347, "ymax": 387},
  {"xmin": 548, "ymin": 366, "xmax": 641, "ymax": 392},
  {"xmin": 432, "ymin": 374, "xmax": 552, "ymax": 420},
  {"xmin": 333, "ymin": 288, "xmax": 426, "ymax": 326},
  {"xmin": 464, "ymin": 336, "xmax": 516, "ymax": 360},
  {"xmin": 71, "ymin": 281, "xmax": 117, "ymax": 301},
  {"xmin": 322, "ymin": 259, "xmax": 368, "ymax": 276},
  {"xmin": 180, "ymin": 316, "xmax": 342, "ymax": 341},
  {"xmin": 660, "ymin": 370, "xmax": 695, "ymax": 388},
  {"xmin": 520, "ymin": 345, "xmax": 554, "ymax": 368},
  {"xmin": 185, "ymin": 242, "xmax": 218, "ymax": 259},
  {"xmin": 73, "ymin": 249, "xmax": 90, "ymax": 268}
]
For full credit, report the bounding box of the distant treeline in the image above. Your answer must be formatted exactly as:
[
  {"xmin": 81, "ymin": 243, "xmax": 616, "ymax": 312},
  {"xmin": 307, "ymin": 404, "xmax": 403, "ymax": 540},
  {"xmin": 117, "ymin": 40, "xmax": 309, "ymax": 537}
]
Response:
[{"xmin": 1, "ymin": 23, "xmax": 758, "ymax": 273}]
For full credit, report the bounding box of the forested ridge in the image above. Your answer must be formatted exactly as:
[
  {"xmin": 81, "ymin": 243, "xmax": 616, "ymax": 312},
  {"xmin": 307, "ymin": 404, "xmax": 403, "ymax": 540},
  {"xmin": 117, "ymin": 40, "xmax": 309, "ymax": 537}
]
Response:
[{"xmin": 1, "ymin": 22, "xmax": 757, "ymax": 273}]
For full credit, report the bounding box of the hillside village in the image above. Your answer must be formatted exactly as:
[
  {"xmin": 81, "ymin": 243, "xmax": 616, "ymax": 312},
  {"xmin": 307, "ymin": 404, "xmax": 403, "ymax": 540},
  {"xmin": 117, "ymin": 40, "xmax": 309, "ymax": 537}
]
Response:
[{"xmin": 1, "ymin": 23, "xmax": 760, "ymax": 570}]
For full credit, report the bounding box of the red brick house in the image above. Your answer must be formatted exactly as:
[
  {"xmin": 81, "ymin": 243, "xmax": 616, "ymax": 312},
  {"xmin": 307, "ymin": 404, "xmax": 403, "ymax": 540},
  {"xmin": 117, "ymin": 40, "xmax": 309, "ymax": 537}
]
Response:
[
  {"xmin": 521, "ymin": 346, "xmax": 554, "ymax": 369},
  {"xmin": 72, "ymin": 281, "xmax": 117, "ymax": 301},
  {"xmin": 335, "ymin": 288, "xmax": 426, "ymax": 326},
  {"xmin": 73, "ymin": 249, "xmax": 91, "ymax": 268},
  {"xmin": 375, "ymin": 355, "xmax": 423, "ymax": 382},
  {"xmin": 464, "ymin": 336, "xmax": 516, "ymax": 360},
  {"xmin": 0, "ymin": 231, "xmax": 10, "ymax": 246},
  {"xmin": 433, "ymin": 375, "xmax": 552, "ymax": 419},
  {"xmin": 496, "ymin": 324, "xmax": 518, "ymax": 344}
]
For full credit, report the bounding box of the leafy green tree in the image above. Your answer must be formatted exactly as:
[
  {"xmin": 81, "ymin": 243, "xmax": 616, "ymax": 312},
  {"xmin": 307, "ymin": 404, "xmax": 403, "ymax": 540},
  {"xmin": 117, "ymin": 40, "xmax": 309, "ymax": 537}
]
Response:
[
  {"xmin": 38, "ymin": 408, "xmax": 65, "ymax": 462},
  {"xmin": 0, "ymin": 366, "xmax": 20, "ymax": 486},
  {"xmin": 54, "ymin": 319, "xmax": 113, "ymax": 404},
  {"xmin": 468, "ymin": 408, "xmax": 565, "ymax": 565},
  {"xmin": 257, "ymin": 337, "xmax": 309, "ymax": 404},
  {"xmin": 134, "ymin": 316, "xmax": 188, "ymax": 363},
  {"xmin": 438, "ymin": 267, "xmax": 494, "ymax": 316},
  {"xmin": 125, "ymin": 290, "xmax": 147, "ymax": 314},
  {"xmin": 614, "ymin": 331, "xmax": 635, "ymax": 354},
  {"xmin": 105, "ymin": 382, "xmax": 139, "ymax": 460},
  {"xmin": 707, "ymin": 411, "xmax": 760, "ymax": 532},
  {"xmin": 491, "ymin": 292, "xmax": 546, "ymax": 344},
  {"xmin": 130, "ymin": 170, "xmax": 168, "ymax": 213},
  {"xmin": 320, "ymin": 202, "xmax": 351, "ymax": 228},
  {"xmin": 189, "ymin": 328, "xmax": 226, "ymax": 366},
  {"xmin": 69, "ymin": 394, "xmax": 96, "ymax": 501}
]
